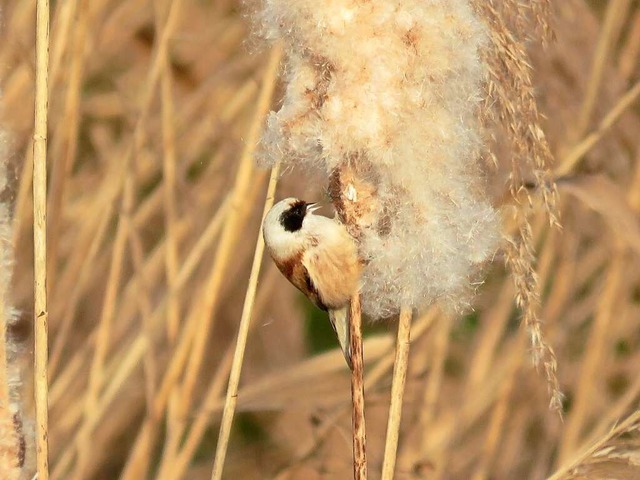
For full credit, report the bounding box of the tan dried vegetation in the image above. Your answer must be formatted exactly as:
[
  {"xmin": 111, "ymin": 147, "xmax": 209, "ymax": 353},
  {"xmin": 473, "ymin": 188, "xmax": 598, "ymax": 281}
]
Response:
[{"xmin": 1, "ymin": 0, "xmax": 640, "ymax": 479}]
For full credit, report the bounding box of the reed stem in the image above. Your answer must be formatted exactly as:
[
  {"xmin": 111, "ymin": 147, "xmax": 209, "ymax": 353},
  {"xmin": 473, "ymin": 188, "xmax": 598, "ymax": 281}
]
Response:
[
  {"xmin": 210, "ymin": 160, "xmax": 281, "ymax": 480},
  {"xmin": 33, "ymin": 0, "xmax": 50, "ymax": 477},
  {"xmin": 350, "ymin": 293, "xmax": 367, "ymax": 480},
  {"xmin": 381, "ymin": 306, "xmax": 412, "ymax": 480}
]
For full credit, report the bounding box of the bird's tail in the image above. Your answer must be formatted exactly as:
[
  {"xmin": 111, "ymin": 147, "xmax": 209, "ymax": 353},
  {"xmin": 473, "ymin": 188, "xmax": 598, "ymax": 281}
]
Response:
[{"xmin": 329, "ymin": 305, "xmax": 353, "ymax": 370}]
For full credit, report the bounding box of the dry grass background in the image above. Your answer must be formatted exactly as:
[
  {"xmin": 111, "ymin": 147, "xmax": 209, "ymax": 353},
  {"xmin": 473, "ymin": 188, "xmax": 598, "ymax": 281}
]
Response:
[{"xmin": 1, "ymin": 0, "xmax": 640, "ymax": 479}]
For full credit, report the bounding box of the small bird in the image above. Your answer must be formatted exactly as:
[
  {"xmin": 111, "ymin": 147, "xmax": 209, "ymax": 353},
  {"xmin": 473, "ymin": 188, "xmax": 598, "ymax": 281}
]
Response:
[{"xmin": 263, "ymin": 197, "xmax": 361, "ymax": 369}]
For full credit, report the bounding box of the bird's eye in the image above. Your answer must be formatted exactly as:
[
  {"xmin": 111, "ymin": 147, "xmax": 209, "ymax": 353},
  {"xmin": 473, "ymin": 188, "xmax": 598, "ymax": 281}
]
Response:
[{"xmin": 280, "ymin": 201, "xmax": 307, "ymax": 232}]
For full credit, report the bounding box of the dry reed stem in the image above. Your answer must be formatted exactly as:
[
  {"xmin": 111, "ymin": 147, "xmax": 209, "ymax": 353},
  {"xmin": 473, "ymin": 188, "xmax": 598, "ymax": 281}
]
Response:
[
  {"xmin": 541, "ymin": 230, "xmax": 575, "ymax": 325},
  {"xmin": 584, "ymin": 358, "xmax": 640, "ymax": 448},
  {"xmin": 157, "ymin": 344, "xmax": 235, "ymax": 480},
  {"xmin": 272, "ymin": 408, "xmax": 347, "ymax": 480},
  {"xmin": 161, "ymin": 393, "xmax": 182, "ymax": 480},
  {"xmin": 362, "ymin": 311, "xmax": 435, "ymax": 392},
  {"xmin": 419, "ymin": 313, "xmax": 451, "ymax": 436},
  {"xmin": 49, "ymin": 10, "xmax": 240, "ymax": 472},
  {"xmin": 466, "ymin": 283, "xmax": 515, "ymax": 389},
  {"xmin": 573, "ymin": 0, "xmax": 631, "ymax": 140},
  {"xmin": 5, "ymin": 2, "xmax": 259, "ymax": 476},
  {"xmin": 48, "ymin": 163, "xmax": 125, "ymax": 333},
  {"xmin": 52, "ymin": 191, "xmax": 234, "ymax": 478},
  {"xmin": 69, "ymin": 0, "xmax": 190, "ymax": 467},
  {"xmin": 125, "ymin": 57, "xmax": 275, "ymax": 478},
  {"xmin": 558, "ymin": 144, "xmax": 640, "ymax": 463},
  {"xmin": 33, "ymin": 0, "xmax": 50, "ymax": 476},
  {"xmin": 48, "ymin": 0, "xmax": 75, "ymax": 88},
  {"xmin": 118, "ymin": 200, "xmax": 232, "ymax": 479},
  {"xmin": 125, "ymin": 209, "xmax": 158, "ymax": 406},
  {"xmin": 381, "ymin": 306, "xmax": 413, "ymax": 480},
  {"xmin": 134, "ymin": 57, "xmax": 278, "ymax": 478},
  {"xmin": 49, "ymin": 192, "xmax": 181, "ymax": 399},
  {"xmin": 157, "ymin": 0, "xmax": 182, "ymax": 344},
  {"xmin": 471, "ymin": 380, "xmax": 511, "ymax": 480},
  {"xmin": 177, "ymin": 43, "xmax": 283, "ymax": 413},
  {"xmin": 210, "ymin": 160, "xmax": 281, "ymax": 480},
  {"xmin": 420, "ymin": 315, "xmax": 453, "ymax": 428},
  {"xmin": 558, "ymin": 255, "xmax": 625, "ymax": 463},
  {"xmin": 441, "ymin": 333, "xmax": 533, "ymax": 477},
  {"xmin": 618, "ymin": 9, "xmax": 640, "ymax": 82},
  {"xmin": 547, "ymin": 410, "xmax": 640, "ymax": 480},
  {"xmin": 51, "ymin": 338, "xmax": 149, "ymax": 478},
  {"xmin": 472, "ymin": 331, "xmax": 526, "ymax": 480},
  {"xmin": 557, "ymin": 79, "xmax": 640, "ymax": 176},
  {"xmin": 107, "ymin": 195, "xmax": 233, "ymax": 478},
  {"xmin": 72, "ymin": 177, "xmax": 133, "ymax": 479},
  {"xmin": 48, "ymin": 207, "xmax": 112, "ymax": 375},
  {"xmin": 46, "ymin": 0, "xmax": 89, "ymax": 290},
  {"xmin": 213, "ymin": 308, "xmax": 433, "ymax": 474},
  {"xmin": 274, "ymin": 310, "xmax": 437, "ymax": 480},
  {"xmin": 349, "ymin": 292, "xmax": 367, "ymax": 480},
  {"xmin": 394, "ymin": 309, "xmax": 445, "ymax": 472}
]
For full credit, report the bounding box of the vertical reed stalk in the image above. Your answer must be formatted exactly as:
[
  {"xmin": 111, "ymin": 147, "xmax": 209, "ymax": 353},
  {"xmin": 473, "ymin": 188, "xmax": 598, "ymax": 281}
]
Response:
[
  {"xmin": 158, "ymin": 0, "xmax": 181, "ymax": 343},
  {"xmin": 419, "ymin": 313, "xmax": 451, "ymax": 431},
  {"xmin": 381, "ymin": 306, "xmax": 412, "ymax": 480},
  {"xmin": 349, "ymin": 292, "xmax": 367, "ymax": 480},
  {"xmin": 115, "ymin": 199, "xmax": 231, "ymax": 480},
  {"xmin": 210, "ymin": 160, "xmax": 281, "ymax": 480},
  {"xmin": 573, "ymin": 0, "xmax": 631, "ymax": 140},
  {"xmin": 177, "ymin": 43, "xmax": 283, "ymax": 411},
  {"xmin": 33, "ymin": 0, "xmax": 50, "ymax": 477}
]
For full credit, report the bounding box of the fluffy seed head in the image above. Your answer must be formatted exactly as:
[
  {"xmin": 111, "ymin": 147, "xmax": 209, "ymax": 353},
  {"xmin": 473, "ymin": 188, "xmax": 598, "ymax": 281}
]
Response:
[{"xmin": 258, "ymin": 0, "xmax": 501, "ymax": 319}]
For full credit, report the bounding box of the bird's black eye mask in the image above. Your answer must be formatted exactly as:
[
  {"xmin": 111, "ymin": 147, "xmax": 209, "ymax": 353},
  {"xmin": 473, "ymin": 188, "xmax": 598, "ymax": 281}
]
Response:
[{"xmin": 280, "ymin": 200, "xmax": 307, "ymax": 232}]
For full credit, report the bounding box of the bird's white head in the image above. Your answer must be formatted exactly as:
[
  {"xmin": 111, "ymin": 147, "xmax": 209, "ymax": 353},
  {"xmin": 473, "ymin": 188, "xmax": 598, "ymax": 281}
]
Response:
[{"xmin": 262, "ymin": 197, "xmax": 320, "ymax": 261}]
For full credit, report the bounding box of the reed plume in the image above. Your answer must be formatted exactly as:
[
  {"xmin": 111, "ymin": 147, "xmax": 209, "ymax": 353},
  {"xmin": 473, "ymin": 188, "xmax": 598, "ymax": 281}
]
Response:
[{"xmin": 258, "ymin": 0, "xmax": 500, "ymax": 320}]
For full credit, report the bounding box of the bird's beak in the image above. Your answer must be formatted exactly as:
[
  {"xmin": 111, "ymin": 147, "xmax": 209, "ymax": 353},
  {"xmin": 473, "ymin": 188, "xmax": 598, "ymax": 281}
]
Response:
[{"xmin": 306, "ymin": 202, "xmax": 322, "ymax": 214}]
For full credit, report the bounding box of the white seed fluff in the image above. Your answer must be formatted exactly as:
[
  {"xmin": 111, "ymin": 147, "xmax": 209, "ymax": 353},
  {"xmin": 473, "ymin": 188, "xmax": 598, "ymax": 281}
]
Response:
[{"xmin": 258, "ymin": 0, "xmax": 501, "ymax": 319}]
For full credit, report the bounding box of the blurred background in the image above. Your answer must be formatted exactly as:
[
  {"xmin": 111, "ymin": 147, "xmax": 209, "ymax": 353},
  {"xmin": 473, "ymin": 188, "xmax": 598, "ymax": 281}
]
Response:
[{"xmin": 1, "ymin": 0, "xmax": 640, "ymax": 478}]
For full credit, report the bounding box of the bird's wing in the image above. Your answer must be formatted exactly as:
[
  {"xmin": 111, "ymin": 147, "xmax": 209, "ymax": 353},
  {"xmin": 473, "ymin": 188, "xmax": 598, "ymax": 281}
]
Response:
[
  {"xmin": 303, "ymin": 245, "xmax": 356, "ymax": 310},
  {"xmin": 286, "ymin": 259, "xmax": 328, "ymax": 311},
  {"xmin": 291, "ymin": 259, "xmax": 353, "ymax": 370},
  {"xmin": 303, "ymin": 248, "xmax": 355, "ymax": 370}
]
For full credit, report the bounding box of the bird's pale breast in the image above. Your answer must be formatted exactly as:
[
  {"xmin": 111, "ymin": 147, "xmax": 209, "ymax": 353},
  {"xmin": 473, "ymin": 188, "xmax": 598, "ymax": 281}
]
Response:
[{"xmin": 302, "ymin": 229, "xmax": 360, "ymax": 309}]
